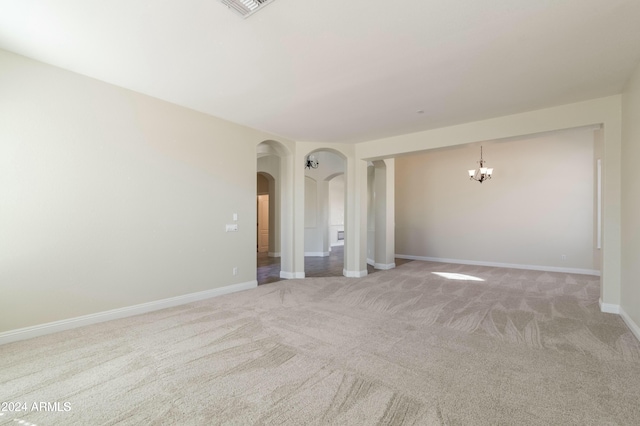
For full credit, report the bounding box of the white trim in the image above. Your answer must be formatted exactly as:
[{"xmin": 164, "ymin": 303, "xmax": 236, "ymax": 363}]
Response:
[
  {"xmin": 343, "ymin": 269, "xmax": 368, "ymax": 278},
  {"xmin": 267, "ymin": 252, "xmax": 280, "ymax": 258},
  {"xmin": 598, "ymin": 301, "xmax": 640, "ymax": 343},
  {"xmin": 374, "ymin": 262, "xmax": 396, "ymax": 270},
  {"xmin": 330, "ymin": 242, "xmax": 344, "ymax": 247},
  {"xmin": 280, "ymin": 271, "xmax": 305, "ymax": 279},
  {"xmin": 620, "ymin": 306, "xmax": 640, "ymax": 342},
  {"xmin": 395, "ymin": 255, "xmax": 601, "ymax": 276},
  {"xmin": 304, "ymin": 252, "xmax": 330, "ymax": 257},
  {"xmin": 0, "ymin": 280, "xmax": 257, "ymax": 346},
  {"xmin": 599, "ymin": 298, "xmax": 620, "ymax": 314},
  {"xmin": 368, "ymin": 258, "xmax": 396, "ymax": 270}
]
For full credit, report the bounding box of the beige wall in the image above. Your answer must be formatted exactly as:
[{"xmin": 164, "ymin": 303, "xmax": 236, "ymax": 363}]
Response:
[
  {"xmin": 621, "ymin": 60, "xmax": 640, "ymax": 335},
  {"xmin": 1, "ymin": 46, "xmax": 634, "ymax": 340},
  {"xmin": 395, "ymin": 128, "xmax": 597, "ymax": 273},
  {"xmin": 0, "ymin": 50, "xmax": 287, "ymax": 333}
]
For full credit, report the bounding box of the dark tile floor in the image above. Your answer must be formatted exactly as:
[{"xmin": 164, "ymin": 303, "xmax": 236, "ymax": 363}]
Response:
[{"xmin": 256, "ymin": 245, "xmax": 412, "ymax": 285}]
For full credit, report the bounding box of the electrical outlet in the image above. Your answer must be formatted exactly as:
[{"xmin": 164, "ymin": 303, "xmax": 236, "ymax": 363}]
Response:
[
  {"xmin": 561, "ymin": 255, "xmax": 567, "ymax": 260},
  {"xmin": 233, "ymin": 267, "xmax": 238, "ymax": 276},
  {"xmin": 226, "ymin": 224, "xmax": 238, "ymax": 232}
]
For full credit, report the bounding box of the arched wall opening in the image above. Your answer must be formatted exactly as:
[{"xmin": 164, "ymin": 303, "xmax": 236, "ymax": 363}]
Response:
[
  {"xmin": 257, "ymin": 172, "xmax": 275, "ymax": 254},
  {"xmin": 256, "ymin": 139, "xmax": 295, "ymax": 282},
  {"xmin": 303, "ymin": 149, "xmax": 347, "ymax": 276},
  {"xmin": 355, "ymin": 98, "xmax": 619, "ymax": 305}
]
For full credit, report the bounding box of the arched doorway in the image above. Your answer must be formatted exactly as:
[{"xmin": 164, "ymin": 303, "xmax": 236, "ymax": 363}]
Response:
[
  {"xmin": 256, "ymin": 171, "xmax": 278, "ymax": 284},
  {"xmin": 256, "ymin": 140, "xmax": 295, "ymax": 284},
  {"xmin": 257, "ymin": 172, "xmax": 274, "ymax": 254},
  {"xmin": 303, "ymin": 150, "xmax": 347, "ymax": 277}
]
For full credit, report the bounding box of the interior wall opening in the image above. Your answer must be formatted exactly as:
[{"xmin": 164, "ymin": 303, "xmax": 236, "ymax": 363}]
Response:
[{"xmin": 303, "ymin": 150, "xmax": 347, "ymax": 277}]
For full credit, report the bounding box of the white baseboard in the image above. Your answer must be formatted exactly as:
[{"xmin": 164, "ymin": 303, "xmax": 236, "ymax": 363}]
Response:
[
  {"xmin": 268, "ymin": 252, "xmax": 280, "ymax": 258},
  {"xmin": 599, "ymin": 298, "xmax": 620, "ymax": 314},
  {"xmin": 395, "ymin": 255, "xmax": 601, "ymax": 276},
  {"xmin": 331, "ymin": 242, "xmax": 344, "ymax": 247},
  {"xmin": 305, "ymin": 252, "xmax": 330, "ymax": 257},
  {"xmin": 367, "ymin": 258, "xmax": 395, "ymax": 270},
  {"xmin": 0, "ymin": 280, "xmax": 257, "ymax": 346},
  {"xmin": 598, "ymin": 301, "xmax": 640, "ymax": 342},
  {"xmin": 620, "ymin": 306, "xmax": 640, "ymax": 343},
  {"xmin": 280, "ymin": 271, "xmax": 305, "ymax": 279},
  {"xmin": 374, "ymin": 262, "xmax": 396, "ymax": 270},
  {"xmin": 343, "ymin": 269, "xmax": 368, "ymax": 278}
]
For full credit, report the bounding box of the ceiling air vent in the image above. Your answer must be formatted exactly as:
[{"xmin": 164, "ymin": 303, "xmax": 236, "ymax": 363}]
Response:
[{"xmin": 219, "ymin": 0, "xmax": 276, "ymax": 18}]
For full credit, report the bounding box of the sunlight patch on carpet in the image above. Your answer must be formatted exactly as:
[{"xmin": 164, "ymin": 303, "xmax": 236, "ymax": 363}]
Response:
[{"xmin": 432, "ymin": 272, "xmax": 484, "ymax": 281}]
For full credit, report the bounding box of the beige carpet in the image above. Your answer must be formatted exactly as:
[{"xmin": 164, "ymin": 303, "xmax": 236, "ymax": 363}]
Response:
[{"xmin": 1, "ymin": 261, "xmax": 640, "ymax": 425}]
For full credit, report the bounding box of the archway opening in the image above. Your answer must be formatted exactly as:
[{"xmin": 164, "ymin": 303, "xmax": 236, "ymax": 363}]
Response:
[
  {"xmin": 303, "ymin": 150, "xmax": 347, "ymax": 277},
  {"xmin": 256, "ymin": 140, "xmax": 292, "ymax": 285}
]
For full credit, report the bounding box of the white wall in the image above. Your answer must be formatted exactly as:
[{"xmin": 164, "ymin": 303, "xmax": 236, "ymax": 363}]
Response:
[
  {"xmin": 395, "ymin": 128, "xmax": 597, "ymax": 272},
  {"xmin": 304, "ymin": 176, "xmax": 324, "ymax": 254},
  {"xmin": 621, "ymin": 60, "xmax": 640, "ymax": 335},
  {"xmin": 328, "ymin": 174, "xmax": 345, "ymax": 247},
  {"xmin": 0, "ymin": 50, "xmax": 288, "ymax": 333}
]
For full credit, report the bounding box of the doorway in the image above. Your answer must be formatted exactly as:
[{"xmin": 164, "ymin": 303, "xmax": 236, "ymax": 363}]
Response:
[
  {"xmin": 256, "ymin": 170, "xmax": 280, "ymax": 284},
  {"xmin": 257, "ymin": 194, "xmax": 269, "ymax": 253}
]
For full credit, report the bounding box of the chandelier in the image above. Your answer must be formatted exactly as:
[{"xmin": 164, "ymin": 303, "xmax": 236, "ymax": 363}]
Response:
[
  {"xmin": 468, "ymin": 146, "xmax": 493, "ymax": 183},
  {"xmin": 305, "ymin": 154, "xmax": 319, "ymax": 169}
]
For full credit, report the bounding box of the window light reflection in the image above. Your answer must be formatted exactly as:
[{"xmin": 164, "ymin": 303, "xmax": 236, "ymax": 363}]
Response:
[{"xmin": 432, "ymin": 272, "xmax": 484, "ymax": 281}]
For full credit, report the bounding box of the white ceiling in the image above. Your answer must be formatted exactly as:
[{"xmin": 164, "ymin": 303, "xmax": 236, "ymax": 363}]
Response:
[{"xmin": 1, "ymin": 0, "xmax": 640, "ymax": 143}]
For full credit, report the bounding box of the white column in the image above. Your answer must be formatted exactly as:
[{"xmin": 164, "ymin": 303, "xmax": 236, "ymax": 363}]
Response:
[
  {"xmin": 268, "ymin": 174, "xmax": 279, "ymax": 257},
  {"xmin": 374, "ymin": 159, "xmax": 396, "ymax": 269},
  {"xmin": 367, "ymin": 164, "xmax": 376, "ymax": 265},
  {"xmin": 600, "ymin": 117, "xmax": 622, "ymax": 308},
  {"xmin": 279, "ymin": 153, "xmax": 305, "ymax": 279},
  {"xmin": 344, "ymin": 157, "xmax": 368, "ymax": 277}
]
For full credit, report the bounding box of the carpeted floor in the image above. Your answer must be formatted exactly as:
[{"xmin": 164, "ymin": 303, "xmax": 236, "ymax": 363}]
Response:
[{"xmin": 1, "ymin": 261, "xmax": 640, "ymax": 425}]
